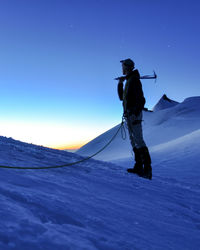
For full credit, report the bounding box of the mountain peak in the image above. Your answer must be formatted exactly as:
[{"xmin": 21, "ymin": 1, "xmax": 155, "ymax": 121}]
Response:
[{"xmin": 153, "ymin": 94, "xmax": 179, "ymax": 112}]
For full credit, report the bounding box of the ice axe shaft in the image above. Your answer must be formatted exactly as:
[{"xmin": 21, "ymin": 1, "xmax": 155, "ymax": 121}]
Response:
[
  {"xmin": 114, "ymin": 76, "xmax": 126, "ymax": 81},
  {"xmin": 114, "ymin": 71, "xmax": 157, "ymax": 81}
]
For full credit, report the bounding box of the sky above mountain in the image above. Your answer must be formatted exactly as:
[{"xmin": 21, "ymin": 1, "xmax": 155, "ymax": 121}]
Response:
[{"xmin": 0, "ymin": 0, "xmax": 199, "ymax": 150}]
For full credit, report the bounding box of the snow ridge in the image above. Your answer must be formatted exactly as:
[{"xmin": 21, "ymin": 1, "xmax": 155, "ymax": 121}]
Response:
[{"xmin": 77, "ymin": 96, "xmax": 200, "ymax": 161}]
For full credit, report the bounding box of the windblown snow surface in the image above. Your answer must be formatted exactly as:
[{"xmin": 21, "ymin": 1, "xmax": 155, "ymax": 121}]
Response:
[{"xmin": 0, "ymin": 96, "xmax": 200, "ymax": 250}]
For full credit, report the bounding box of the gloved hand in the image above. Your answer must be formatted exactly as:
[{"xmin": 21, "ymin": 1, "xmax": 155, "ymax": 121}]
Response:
[{"xmin": 116, "ymin": 76, "xmax": 126, "ymax": 82}]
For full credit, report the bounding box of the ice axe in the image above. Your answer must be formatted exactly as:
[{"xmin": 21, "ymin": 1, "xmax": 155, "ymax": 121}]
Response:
[
  {"xmin": 114, "ymin": 71, "xmax": 157, "ymax": 83},
  {"xmin": 140, "ymin": 71, "xmax": 157, "ymax": 82}
]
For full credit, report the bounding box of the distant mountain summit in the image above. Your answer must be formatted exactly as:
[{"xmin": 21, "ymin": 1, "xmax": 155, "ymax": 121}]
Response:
[{"xmin": 153, "ymin": 94, "xmax": 179, "ymax": 112}]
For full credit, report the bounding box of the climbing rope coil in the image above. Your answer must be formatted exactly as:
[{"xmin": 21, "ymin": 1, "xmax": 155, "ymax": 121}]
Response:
[{"xmin": 0, "ymin": 119, "xmax": 126, "ymax": 170}]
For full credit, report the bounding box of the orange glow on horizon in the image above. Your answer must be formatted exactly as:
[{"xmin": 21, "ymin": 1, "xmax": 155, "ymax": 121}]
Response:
[{"xmin": 51, "ymin": 142, "xmax": 87, "ymax": 151}]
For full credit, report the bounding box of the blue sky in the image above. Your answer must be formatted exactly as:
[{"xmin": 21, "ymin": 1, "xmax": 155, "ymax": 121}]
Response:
[{"xmin": 0, "ymin": 0, "xmax": 199, "ymax": 149}]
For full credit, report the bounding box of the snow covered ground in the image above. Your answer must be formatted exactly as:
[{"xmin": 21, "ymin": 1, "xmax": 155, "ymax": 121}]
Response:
[
  {"xmin": 77, "ymin": 96, "xmax": 200, "ymax": 161},
  {"xmin": 0, "ymin": 96, "xmax": 200, "ymax": 249}
]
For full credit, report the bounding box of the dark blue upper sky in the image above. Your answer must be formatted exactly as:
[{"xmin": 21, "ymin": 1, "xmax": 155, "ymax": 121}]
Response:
[{"xmin": 0, "ymin": 0, "xmax": 199, "ymax": 149}]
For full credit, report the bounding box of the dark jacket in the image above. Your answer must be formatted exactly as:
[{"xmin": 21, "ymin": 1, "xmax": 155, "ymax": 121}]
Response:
[{"xmin": 117, "ymin": 69, "xmax": 146, "ymax": 116}]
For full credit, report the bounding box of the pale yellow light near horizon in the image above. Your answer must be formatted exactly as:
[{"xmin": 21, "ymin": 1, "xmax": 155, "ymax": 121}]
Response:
[{"xmin": 0, "ymin": 120, "xmax": 108, "ymax": 150}]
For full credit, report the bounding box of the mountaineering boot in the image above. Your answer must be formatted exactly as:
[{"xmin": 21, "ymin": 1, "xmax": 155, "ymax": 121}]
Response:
[
  {"xmin": 139, "ymin": 146, "xmax": 152, "ymax": 180},
  {"xmin": 127, "ymin": 147, "xmax": 144, "ymax": 176}
]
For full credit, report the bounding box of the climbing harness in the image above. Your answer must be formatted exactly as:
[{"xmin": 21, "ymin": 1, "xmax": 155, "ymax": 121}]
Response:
[{"xmin": 0, "ymin": 119, "xmax": 125, "ymax": 170}]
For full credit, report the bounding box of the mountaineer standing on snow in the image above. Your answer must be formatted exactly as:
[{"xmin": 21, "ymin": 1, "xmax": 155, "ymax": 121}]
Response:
[{"xmin": 117, "ymin": 58, "xmax": 152, "ymax": 179}]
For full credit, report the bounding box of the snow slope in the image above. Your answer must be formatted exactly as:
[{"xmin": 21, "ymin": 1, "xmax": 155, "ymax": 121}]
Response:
[
  {"xmin": 77, "ymin": 96, "xmax": 200, "ymax": 161},
  {"xmin": 0, "ymin": 96, "xmax": 200, "ymax": 249}
]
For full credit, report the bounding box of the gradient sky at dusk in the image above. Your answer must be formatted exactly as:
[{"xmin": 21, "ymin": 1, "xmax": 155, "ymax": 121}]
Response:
[{"xmin": 0, "ymin": 0, "xmax": 199, "ymax": 150}]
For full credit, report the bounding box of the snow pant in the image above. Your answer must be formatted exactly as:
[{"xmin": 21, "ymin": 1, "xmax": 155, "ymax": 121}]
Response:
[{"xmin": 125, "ymin": 112, "xmax": 146, "ymax": 149}]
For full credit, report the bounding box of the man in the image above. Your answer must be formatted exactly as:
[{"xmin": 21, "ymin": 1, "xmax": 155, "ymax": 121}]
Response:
[{"xmin": 117, "ymin": 58, "xmax": 152, "ymax": 179}]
